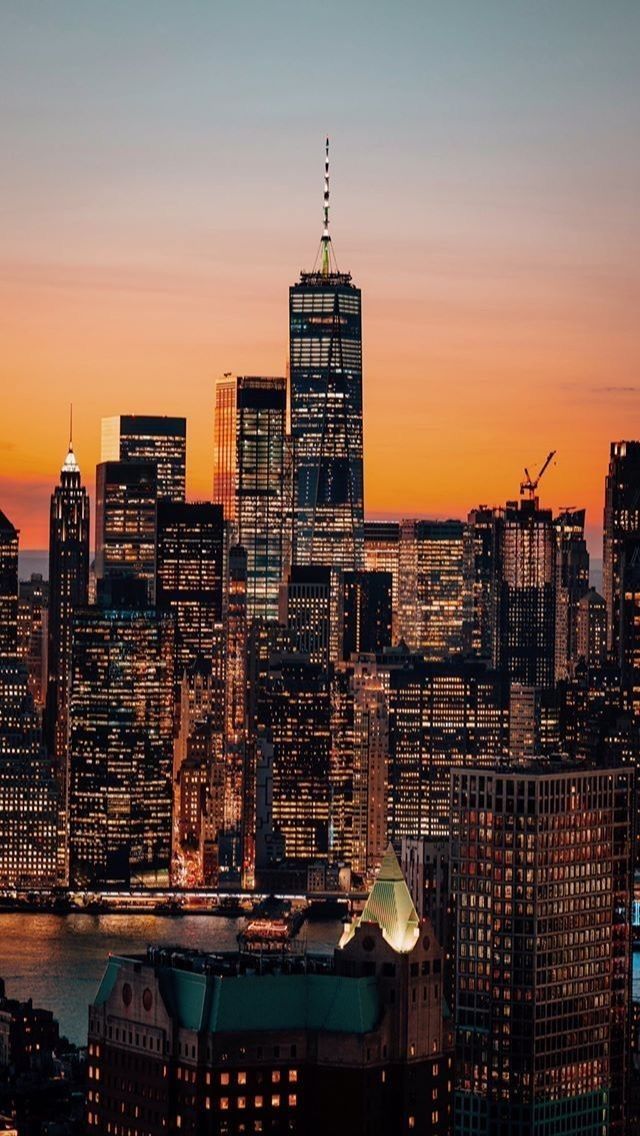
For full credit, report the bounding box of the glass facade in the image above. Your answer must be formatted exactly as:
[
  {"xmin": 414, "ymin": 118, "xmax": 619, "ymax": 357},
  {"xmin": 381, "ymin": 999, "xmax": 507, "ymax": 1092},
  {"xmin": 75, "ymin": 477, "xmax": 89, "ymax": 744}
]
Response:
[{"xmin": 290, "ymin": 272, "xmax": 364, "ymax": 570}]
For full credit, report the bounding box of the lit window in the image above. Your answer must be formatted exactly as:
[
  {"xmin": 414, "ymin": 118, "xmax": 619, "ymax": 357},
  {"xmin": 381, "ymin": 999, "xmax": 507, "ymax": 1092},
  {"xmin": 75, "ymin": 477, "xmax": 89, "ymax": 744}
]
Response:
[
  {"xmin": 238, "ymin": 1097, "xmax": 246, "ymax": 1109},
  {"xmin": 271, "ymin": 1095, "xmax": 281, "ymax": 1108},
  {"xmin": 272, "ymin": 1071, "xmax": 281, "ymax": 1083},
  {"xmin": 255, "ymin": 1096, "xmax": 263, "ymax": 1108},
  {"xmin": 288, "ymin": 1069, "xmax": 298, "ymax": 1083},
  {"xmin": 238, "ymin": 1072, "xmax": 247, "ymax": 1085},
  {"xmin": 221, "ymin": 1073, "xmax": 230, "ymax": 1086},
  {"xmin": 288, "ymin": 1094, "xmax": 297, "ymax": 1107},
  {"xmin": 221, "ymin": 1098, "xmax": 229, "ymax": 1110}
]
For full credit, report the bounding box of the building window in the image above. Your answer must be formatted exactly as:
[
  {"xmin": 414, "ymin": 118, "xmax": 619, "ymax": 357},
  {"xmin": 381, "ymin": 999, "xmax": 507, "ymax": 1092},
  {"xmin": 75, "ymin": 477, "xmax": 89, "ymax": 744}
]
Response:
[
  {"xmin": 288, "ymin": 1094, "xmax": 297, "ymax": 1107},
  {"xmin": 271, "ymin": 1095, "xmax": 281, "ymax": 1108}
]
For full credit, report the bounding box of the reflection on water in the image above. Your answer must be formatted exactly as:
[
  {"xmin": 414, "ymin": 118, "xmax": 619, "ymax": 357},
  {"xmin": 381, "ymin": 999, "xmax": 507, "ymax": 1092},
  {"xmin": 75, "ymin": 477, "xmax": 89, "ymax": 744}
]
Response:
[{"xmin": 0, "ymin": 913, "xmax": 341, "ymax": 1046}]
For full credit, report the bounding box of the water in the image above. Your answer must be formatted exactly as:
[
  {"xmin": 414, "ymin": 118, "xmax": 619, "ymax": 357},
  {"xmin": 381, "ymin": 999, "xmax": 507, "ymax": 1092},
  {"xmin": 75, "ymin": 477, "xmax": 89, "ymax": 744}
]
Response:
[{"xmin": 0, "ymin": 913, "xmax": 341, "ymax": 1047}]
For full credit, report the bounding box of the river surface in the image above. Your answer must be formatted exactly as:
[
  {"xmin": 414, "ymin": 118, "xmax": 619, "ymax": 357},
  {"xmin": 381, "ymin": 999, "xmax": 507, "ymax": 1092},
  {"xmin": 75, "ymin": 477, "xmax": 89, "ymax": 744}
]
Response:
[{"xmin": 0, "ymin": 913, "xmax": 342, "ymax": 1047}]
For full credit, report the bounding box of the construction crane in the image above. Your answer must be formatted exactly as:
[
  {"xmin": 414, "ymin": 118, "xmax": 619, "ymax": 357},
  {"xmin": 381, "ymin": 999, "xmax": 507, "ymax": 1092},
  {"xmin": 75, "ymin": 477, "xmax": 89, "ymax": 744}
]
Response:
[{"xmin": 520, "ymin": 450, "xmax": 556, "ymax": 500}]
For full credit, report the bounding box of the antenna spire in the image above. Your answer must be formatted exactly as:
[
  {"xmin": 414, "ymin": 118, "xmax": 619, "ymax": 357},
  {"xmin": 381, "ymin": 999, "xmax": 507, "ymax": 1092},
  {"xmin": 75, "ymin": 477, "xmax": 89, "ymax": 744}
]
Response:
[
  {"xmin": 69, "ymin": 403, "xmax": 73, "ymax": 452},
  {"xmin": 321, "ymin": 136, "xmax": 331, "ymax": 277}
]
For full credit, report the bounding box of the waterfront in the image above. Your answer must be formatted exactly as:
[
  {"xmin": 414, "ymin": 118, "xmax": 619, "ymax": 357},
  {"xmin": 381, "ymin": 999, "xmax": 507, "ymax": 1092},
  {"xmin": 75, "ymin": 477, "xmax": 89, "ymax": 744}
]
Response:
[{"xmin": 0, "ymin": 913, "xmax": 342, "ymax": 1046}]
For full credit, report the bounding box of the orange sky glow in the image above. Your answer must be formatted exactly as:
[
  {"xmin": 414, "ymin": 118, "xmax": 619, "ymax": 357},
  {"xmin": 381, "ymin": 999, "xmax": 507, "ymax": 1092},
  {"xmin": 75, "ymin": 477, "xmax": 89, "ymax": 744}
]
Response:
[{"xmin": 1, "ymin": 2, "xmax": 640, "ymax": 558}]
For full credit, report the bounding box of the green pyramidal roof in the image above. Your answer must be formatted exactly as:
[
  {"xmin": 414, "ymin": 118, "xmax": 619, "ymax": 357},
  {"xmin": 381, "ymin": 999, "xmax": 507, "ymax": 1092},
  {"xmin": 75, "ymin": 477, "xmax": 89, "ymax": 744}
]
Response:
[{"xmin": 339, "ymin": 846, "xmax": 420, "ymax": 954}]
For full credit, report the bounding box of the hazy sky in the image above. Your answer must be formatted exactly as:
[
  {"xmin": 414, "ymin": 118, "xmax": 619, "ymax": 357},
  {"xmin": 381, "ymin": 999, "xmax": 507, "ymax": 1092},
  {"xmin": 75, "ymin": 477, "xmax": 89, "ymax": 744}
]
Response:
[{"xmin": 2, "ymin": 0, "xmax": 640, "ymax": 551}]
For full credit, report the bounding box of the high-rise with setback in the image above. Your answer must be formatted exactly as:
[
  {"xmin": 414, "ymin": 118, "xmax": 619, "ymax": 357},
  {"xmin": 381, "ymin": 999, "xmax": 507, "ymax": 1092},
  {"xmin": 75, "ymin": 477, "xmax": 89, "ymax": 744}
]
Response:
[
  {"xmin": 101, "ymin": 415, "xmax": 186, "ymax": 502},
  {"xmin": 46, "ymin": 434, "xmax": 90, "ymax": 767},
  {"xmin": 289, "ymin": 140, "xmax": 364, "ymax": 570}
]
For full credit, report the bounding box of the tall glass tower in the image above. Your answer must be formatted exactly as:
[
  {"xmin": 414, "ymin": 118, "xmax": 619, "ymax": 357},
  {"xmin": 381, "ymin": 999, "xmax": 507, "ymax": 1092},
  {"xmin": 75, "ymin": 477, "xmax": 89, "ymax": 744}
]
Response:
[{"xmin": 289, "ymin": 140, "xmax": 364, "ymax": 570}]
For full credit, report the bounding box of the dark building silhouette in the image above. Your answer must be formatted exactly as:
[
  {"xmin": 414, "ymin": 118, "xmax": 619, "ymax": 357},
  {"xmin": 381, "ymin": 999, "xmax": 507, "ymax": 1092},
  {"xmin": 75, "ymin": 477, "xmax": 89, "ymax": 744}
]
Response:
[
  {"xmin": 0, "ymin": 509, "xmax": 18, "ymax": 658},
  {"xmin": 46, "ymin": 438, "xmax": 89, "ymax": 768},
  {"xmin": 604, "ymin": 440, "xmax": 640, "ymax": 655},
  {"xmin": 290, "ymin": 141, "xmax": 364, "ymax": 570},
  {"xmin": 464, "ymin": 507, "xmax": 498, "ymax": 660},
  {"xmin": 554, "ymin": 508, "xmax": 589, "ymax": 680},
  {"xmin": 342, "ymin": 569, "xmax": 392, "ymax": 660},
  {"xmin": 18, "ymin": 572, "xmax": 48, "ymax": 709}
]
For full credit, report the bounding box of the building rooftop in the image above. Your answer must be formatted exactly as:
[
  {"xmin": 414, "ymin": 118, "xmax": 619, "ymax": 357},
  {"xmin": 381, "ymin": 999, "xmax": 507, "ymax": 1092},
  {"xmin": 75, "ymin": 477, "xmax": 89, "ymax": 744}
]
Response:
[
  {"xmin": 339, "ymin": 846, "xmax": 420, "ymax": 954},
  {"xmin": 94, "ymin": 953, "xmax": 379, "ymax": 1036}
]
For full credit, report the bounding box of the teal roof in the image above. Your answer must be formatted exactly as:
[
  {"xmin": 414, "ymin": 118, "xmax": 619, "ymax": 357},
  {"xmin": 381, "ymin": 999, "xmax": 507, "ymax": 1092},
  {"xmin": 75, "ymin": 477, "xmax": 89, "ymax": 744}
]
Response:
[
  {"xmin": 94, "ymin": 959, "xmax": 379, "ymax": 1036},
  {"xmin": 94, "ymin": 956, "xmax": 121, "ymax": 1006}
]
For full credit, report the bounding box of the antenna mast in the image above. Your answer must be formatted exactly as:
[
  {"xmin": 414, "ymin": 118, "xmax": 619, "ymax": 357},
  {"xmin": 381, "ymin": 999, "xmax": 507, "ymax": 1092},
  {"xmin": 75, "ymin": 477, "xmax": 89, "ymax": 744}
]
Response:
[{"xmin": 321, "ymin": 137, "xmax": 331, "ymax": 277}]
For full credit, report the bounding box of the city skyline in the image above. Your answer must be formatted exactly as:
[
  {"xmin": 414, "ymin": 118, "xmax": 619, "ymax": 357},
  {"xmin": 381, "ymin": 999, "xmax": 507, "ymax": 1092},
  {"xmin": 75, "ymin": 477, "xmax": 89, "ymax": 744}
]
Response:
[{"xmin": 2, "ymin": 2, "xmax": 640, "ymax": 551}]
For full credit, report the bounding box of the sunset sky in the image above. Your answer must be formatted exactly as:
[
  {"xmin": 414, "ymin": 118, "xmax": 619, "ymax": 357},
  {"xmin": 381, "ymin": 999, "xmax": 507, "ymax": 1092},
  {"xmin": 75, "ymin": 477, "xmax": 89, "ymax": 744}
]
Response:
[{"xmin": 2, "ymin": 1, "xmax": 640, "ymax": 554}]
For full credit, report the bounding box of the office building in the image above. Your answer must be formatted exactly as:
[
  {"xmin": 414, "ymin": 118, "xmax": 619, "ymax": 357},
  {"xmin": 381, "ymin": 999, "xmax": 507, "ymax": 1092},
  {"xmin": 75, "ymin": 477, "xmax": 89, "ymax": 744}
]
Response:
[
  {"xmin": 95, "ymin": 460, "xmax": 157, "ymax": 604},
  {"xmin": 289, "ymin": 141, "xmax": 364, "ymax": 570},
  {"xmin": 620, "ymin": 537, "xmax": 640, "ymax": 717},
  {"xmin": 604, "ymin": 441, "xmax": 640, "ymax": 655},
  {"xmin": 222, "ymin": 546, "xmax": 248, "ymax": 877},
  {"xmin": 101, "ymin": 414, "xmax": 186, "ymax": 502},
  {"xmin": 554, "ymin": 508, "xmax": 590, "ymax": 680},
  {"xmin": 342, "ymin": 569, "xmax": 392, "ymax": 660},
  {"xmin": 494, "ymin": 498, "xmax": 557, "ymax": 689},
  {"xmin": 0, "ymin": 658, "xmax": 61, "ymax": 889},
  {"xmin": 577, "ymin": 588, "xmax": 608, "ymax": 668},
  {"xmin": 364, "ymin": 521, "xmax": 400, "ymax": 639},
  {"xmin": 385, "ymin": 651, "xmax": 508, "ymax": 846},
  {"xmin": 213, "ymin": 375, "xmax": 288, "ymax": 620},
  {"xmin": 261, "ymin": 654, "xmax": 331, "ymax": 860},
  {"xmin": 397, "ymin": 519, "xmax": 467, "ymax": 659},
  {"xmin": 451, "ymin": 762, "xmax": 634, "ymax": 1136},
  {"xmin": 46, "ymin": 438, "xmax": 90, "ymax": 765},
  {"xmin": 17, "ymin": 573, "xmax": 48, "ymax": 710},
  {"xmin": 155, "ymin": 500, "xmax": 224, "ymax": 678},
  {"xmin": 87, "ymin": 848, "xmax": 453, "ymax": 1136},
  {"xmin": 0, "ymin": 509, "xmax": 18, "ymax": 658},
  {"xmin": 68, "ymin": 606, "xmax": 174, "ymax": 886},
  {"xmin": 280, "ymin": 564, "xmax": 337, "ymax": 667},
  {"xmin": 464, "ymin": 507, "xmax": 498, "ymax": 659}
]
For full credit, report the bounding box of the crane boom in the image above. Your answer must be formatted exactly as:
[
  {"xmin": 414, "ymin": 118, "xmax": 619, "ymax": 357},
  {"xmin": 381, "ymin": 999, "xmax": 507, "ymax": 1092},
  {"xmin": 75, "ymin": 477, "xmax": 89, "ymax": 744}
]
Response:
[{"xmin": 519, "ymin": 450, "xmax": 556, "ymax": 499}]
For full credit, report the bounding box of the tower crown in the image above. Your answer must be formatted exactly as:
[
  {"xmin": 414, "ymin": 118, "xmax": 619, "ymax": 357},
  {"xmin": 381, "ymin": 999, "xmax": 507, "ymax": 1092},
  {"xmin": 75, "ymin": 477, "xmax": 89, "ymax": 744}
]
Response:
[{"xmin": 339, "ymin": 845, "xmax": 420, "ymax": 954}]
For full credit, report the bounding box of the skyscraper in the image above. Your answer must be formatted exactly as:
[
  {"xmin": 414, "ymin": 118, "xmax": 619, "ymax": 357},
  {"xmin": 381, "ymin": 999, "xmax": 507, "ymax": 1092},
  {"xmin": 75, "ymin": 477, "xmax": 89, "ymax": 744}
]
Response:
[
  {"xmin": 95, "ymin": 460, "xmax": 157, "ymax": 604},
  {"xmin": 0, "ymin": 658, "xmax": 61, "ymax": 889},
  {"xmin": 0, "ymin": 508, "xmax": 19, "ymax": 658},
  {"xmin": 261, "ymin": 653, "xmax": 331, "ymax": 860},
  {"xmin": 289, "ymin": 140, "xmax": 364, "ymax": 570},
  {"xmin": 494, "ymin": 498, "xmax": 557, "ymax": 689},
  {"xmin": 68, "ymin": 605, "xmax": 174, "ymax": 886},
  {"xmin": 155, "ymin": 500, "xmax": 223, "ymax": 678},
  {"xmin": 554, "ymin": 507, "xmax": 589, "ymax": 680},
  {"xmin": 46, "ymin": 437, "xmax": 90, "ymax": 766},
  {"xmin": 451, "ymin": 762, "xmax": 633, "ymax": 1136},
  {"xmin": 17, "ymin": 573, "xmax": 48, "ymax": 709},
  {"xmin": 101, "ymin": 414, "xmax": 186, "ymax": 502},
  {"xmin": 342, "ymin": 569, "xmax": 392, "ymax": 660},
  {"xmin": 576, "ymin": 587, "xmax": 607, "ymax": 668},
  {"xmin": 364, "ymin": 521, "xmax": 400, "ymax": 639},
  {"xmin": 603, "ymin": 440, "xmax": 640, "ymax": 655},
  {"xmin": 397, "ymin": 520, "xmax": 467, "ymax": 659},
  {"xmin": 222, "ymin": 545, "xmax": 248, "ymax": 876},
  {"xmin": 464, "ymin": 507, "xmax": 498, "ymax": 659},
  {"xmin": 212, "ymin": 373, "xmax": 238, "ymax": 522},
  {"xmin": 213, "ymin": 375, "xmax": 288, "ymax": 620}
]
